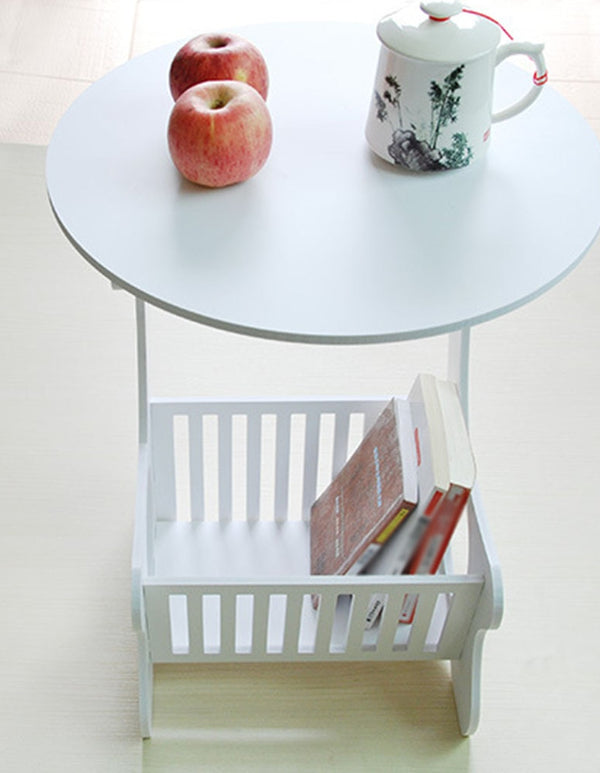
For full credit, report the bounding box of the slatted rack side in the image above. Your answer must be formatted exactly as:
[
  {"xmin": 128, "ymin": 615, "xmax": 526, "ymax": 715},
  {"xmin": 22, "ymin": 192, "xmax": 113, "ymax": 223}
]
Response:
[
  {"xmin": 148, "ymin": 397, "xmax": 389, "ymax": 525},
  {"xmin": 143, "ymin": 574, "xmax": 483, "ymax": 664}
]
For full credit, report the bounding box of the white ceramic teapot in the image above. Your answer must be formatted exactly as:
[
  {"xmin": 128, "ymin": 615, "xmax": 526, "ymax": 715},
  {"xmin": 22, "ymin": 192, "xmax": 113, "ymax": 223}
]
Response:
[{"xmin": 365, "ymin": 1, "xmax": 547, "ymax": 171}]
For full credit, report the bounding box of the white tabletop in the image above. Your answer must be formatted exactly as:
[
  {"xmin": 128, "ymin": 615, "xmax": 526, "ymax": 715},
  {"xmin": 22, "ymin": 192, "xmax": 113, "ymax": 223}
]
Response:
[{"xmin": 46, "ymin": 22, "xmax": 600, "ymax": 344}]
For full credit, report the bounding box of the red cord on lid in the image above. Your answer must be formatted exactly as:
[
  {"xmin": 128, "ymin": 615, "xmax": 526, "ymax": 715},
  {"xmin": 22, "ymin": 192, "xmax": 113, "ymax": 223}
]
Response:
[
  {"xmin": 425, "ymin": 7, "xmax": 548, "ymax": 87},
  {"xmin": 462, "ymin": 7, "xmax": 514, "ymax": 40}
]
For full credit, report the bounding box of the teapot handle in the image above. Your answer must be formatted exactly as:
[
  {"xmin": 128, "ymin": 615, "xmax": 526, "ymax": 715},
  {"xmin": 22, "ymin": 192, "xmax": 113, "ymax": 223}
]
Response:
[{"xmin": 492, "ymin": 42, "xmax": 547, "ymax": 123}]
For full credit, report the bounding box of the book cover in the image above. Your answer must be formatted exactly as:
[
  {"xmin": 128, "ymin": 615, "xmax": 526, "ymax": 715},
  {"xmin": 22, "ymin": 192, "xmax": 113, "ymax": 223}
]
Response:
[{"xmin": 310, "ymin": 398, "xmax": 418, "ymax": 578}]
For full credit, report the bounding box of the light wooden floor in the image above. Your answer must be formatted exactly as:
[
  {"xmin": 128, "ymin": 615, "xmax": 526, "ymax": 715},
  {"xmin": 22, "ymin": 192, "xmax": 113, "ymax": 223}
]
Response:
[{"xmin": 2, "ymin": 1, "xmax": 600, "ymax": 771}]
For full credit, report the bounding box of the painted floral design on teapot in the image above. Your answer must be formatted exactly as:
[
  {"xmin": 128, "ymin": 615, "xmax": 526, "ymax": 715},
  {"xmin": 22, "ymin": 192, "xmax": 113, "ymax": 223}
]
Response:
[
  {"xmin": 365, "ymin": 1, "xmax": 547, "ymax": 172},
  {"xmin": 374, "ymin": 64, "xmax": 472, "ymax": 170}
]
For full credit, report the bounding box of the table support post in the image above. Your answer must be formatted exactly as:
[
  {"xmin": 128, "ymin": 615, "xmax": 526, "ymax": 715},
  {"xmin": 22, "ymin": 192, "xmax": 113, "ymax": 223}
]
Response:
[
  {"xmin": 447, "ymin": 326, "xmax": 471, "ymax": 426},
  {"xmin": 135, "ymin": 298, "xmax": 149, "ymax": 445}
]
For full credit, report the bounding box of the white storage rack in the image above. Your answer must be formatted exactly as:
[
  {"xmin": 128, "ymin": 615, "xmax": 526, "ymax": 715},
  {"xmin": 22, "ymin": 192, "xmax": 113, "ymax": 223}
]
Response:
[{"xmin": 131, "ymin": 307, "xmax": 503, "ymax": 739}]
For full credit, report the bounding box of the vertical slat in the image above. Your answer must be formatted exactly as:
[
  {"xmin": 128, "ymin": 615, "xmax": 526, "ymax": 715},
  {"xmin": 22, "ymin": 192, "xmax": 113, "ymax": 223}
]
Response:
[
  {"xmin": 219, "ymin": 590, "xmax": 236, "ymax": 657},
  {"xmin": 218, "ymin": 412, "xmax": 233, "ymax": 522},
  {"xmin": 251, "ymin": 589, "xmax": 270, "ymax": 655},
  {"xmin": 188, "ymin": 411, "xmax": 205, "ymax": 521},
  {"xmin": 344, "ymin": 592, "xmax": 372, "ymax": 656},
  {"xmin": 246, "ymin": 410, "xmax": 262, "ymax": 523},
  {"xmin": 173, "ymin": 415, "xmax": 191, "ymax": 521},
  {"xmin": 231, "ymin": 413, "xmax": 246, "ymax": 522},
  {"xmin": 274, "ymin": 410, "xmax": 291, "ymax": 523},
  {"xmin": 187, "ymin": 591, "xmax": 204, "ymax": 656},
  {"xmin": 151, "ymin": 406, "xmax": 176, "ymax": 521},
  {"xmin": 362, "ymin": 403, "xmax": 383, "ymax": 436},
  {"xmin": 281, "ymin": 591, "xmax": 304, "ymax": 657},
  {"xmin": 375, "ymin": 591, "xmax": 405, "ymax": 654},
  {"xmin": 331, "ymin": 408, "xmax": 351, "ymax": 477},
  {"xmin": 313, "ymin": 591, "xmax": 337, "ymax": 657},
  {"xmin": 302, "ymin": 410, "xmax": 321, "ymax": 521},
  {"xmin": 404, "ymin": 590, "xmax": 439, "ymax": 656}
]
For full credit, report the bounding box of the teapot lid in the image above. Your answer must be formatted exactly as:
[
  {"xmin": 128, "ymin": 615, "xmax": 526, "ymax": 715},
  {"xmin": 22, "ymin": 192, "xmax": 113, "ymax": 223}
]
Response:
[{"xmin": 377, "ymin": 1, "xmax": 502, "ymax": 63}]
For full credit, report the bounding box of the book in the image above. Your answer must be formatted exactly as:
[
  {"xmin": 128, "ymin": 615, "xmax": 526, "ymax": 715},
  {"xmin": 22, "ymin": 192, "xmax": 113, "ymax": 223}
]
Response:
[
  {"xmin": 399, "ymin": 376, "xmax": 476, "ymax": 624},
  {"xmin": 310, "ymin": 397, "xmax": 418, "ymax": 579},
  {"xmin": 364, "ymin": 373, "xmax": 451, "ymax": 627},
  {"xmin": 364, "ymin": 374, "xmax": 476, "ymax": 627}
]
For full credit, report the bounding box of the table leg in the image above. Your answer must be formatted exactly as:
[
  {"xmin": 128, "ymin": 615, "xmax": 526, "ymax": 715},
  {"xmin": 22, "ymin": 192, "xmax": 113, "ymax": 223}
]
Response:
[
  {"xmin": 444, "ymin": 325, "xmax": 471, "ymax": 577},
  {"xmin": 134, "ymin": 297, "xmax": 153, "ymax": 736},
  {"xmin": 135, "ymin": 298, "xmax": 149, "ymax": 445},
  {"xmin": 447, "ymin": 326, "xmax": 471, "ymax": 426}
]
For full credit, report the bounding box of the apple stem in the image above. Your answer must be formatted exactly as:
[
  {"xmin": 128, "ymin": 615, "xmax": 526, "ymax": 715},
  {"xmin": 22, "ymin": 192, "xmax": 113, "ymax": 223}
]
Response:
[{"xmin": 208, "ymin": 36, "xmax": 229, "ymax": 48}]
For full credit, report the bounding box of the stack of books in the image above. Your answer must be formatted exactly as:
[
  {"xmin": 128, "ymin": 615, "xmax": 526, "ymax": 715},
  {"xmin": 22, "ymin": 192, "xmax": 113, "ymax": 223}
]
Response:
[{"xmin": 310, "ymin": 373, "xmax": 476, "ymax": 627}]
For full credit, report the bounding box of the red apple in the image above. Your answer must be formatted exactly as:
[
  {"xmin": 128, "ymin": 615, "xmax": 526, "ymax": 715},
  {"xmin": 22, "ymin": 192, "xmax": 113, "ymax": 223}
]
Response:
[
  {"xmin": 167, "ymin": 80, "xmax": 273, "ymax": 188},
  {"xmin": 169, "ymin": 32, "xmax": 269, "ymax": 101}
]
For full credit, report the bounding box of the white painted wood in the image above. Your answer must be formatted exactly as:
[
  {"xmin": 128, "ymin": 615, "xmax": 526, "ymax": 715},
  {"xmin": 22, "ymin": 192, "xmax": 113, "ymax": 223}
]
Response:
[
  {"xmin": 41, "ymin": 15, "xmax": 600, "ymax": 748},
  {"xmin": 136, "ymin": 397, "xmax": 498, "ymax": 735},
  {"xmin": 246, "ymin": 411, "xmax": 262, "ymax": 524},
  {"xmin": 447, "ymin": 326, "xmax": 471, "ymax": 425},
  {"xmin": 46, "ymin": 23, "xmax": 600, "ymax": 345},
  {"xmin": 332, "ymin": 409, "xmax": 351, "ymax": 478},
  {"xmin": 451, "ymin": 488, "xmax": 503, "ymax": 734},
  {"xmin": 142, "ymin": 575, "xmax": 483, "ymax": 662},
  {"xmin": 217, "ymin": 412, "xmax": 233, "ymax": 522},
  {"xmin": 219, "ymin": 591, "xmax": 237, "ymax": 659},
  {"xmin": 149, "ymin": 403, "xmax": 177, "ymax": 521},
  {"xmin": 135, "ymin": 298, "xmax": 148, "ymax": 445},
  {"xmin": 153, "ymin": 521, "xmax": 310, "ymax": 578},
  {"xmin": 281, "ymin": 592, "xmax": 304, "ymax": 658},
  {"xmin": 132, "ymin": 442, "xmax": 153, "ymax": 738},
  {"xmin": 404, "ymin": 589, "xmax": 439, "ymax": 653},
  {"xmin": 188, "ymin": 412, "xmax": 205, "ymax": 521},
  {"xmin": 5, "ymin": 0, "xmax": 600, "ymax": 764},
  {"xmin": 273, "ymin": 412, "xmax": 291, "ymax": 523},
  {"xmin": 301, "ymin": 410, "xmax": 320, "ymax": 521}
]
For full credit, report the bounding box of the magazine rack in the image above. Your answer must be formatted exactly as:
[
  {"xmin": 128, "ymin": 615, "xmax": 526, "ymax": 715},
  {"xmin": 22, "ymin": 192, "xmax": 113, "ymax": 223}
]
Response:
[{"xmin": 132, "ymin": 361, "xmax": 503, "ymax": 738}]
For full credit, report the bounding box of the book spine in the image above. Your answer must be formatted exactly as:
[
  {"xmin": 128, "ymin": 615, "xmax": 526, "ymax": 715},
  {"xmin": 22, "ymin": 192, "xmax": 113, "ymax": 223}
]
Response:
[
  {"xmin": 408, "ymin": 485, "xmax": 470, "ymax": 575},
  {"xmin": 363, "ymin": 490, "xmax": 443, "ymax": 628},
  {"xmin": 344, "ymin": 503, "xmax": 414, "ymax": 575},
  {"xmin": 398, "ymin": 484, "xmax": 471, "ymax": 624}
]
